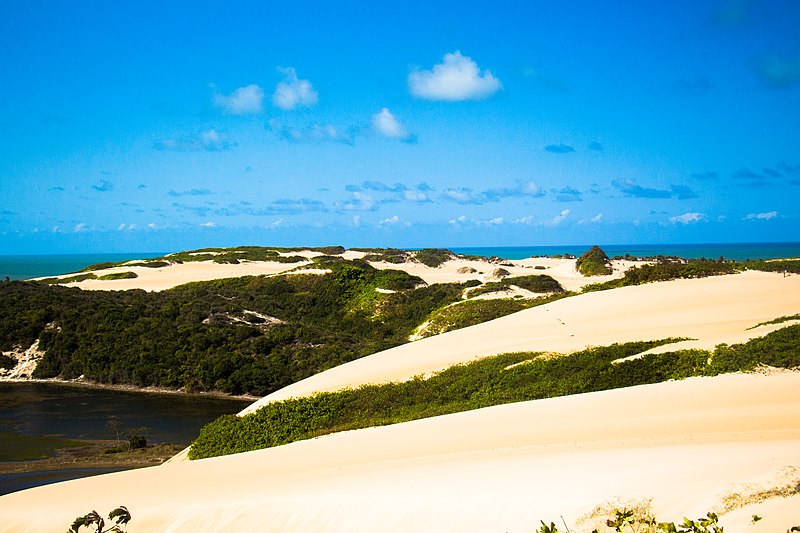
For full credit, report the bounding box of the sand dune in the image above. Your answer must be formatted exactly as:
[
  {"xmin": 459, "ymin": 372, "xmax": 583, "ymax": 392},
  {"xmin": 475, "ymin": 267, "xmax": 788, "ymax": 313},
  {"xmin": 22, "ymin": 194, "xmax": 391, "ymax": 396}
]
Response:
[
  {"xmin": 0, "ymin": 372, "xmax": 797, "ymax": 532},
  {"xmin": 244, "ymin": 270, "xmax": 800, "ymax": 409}
]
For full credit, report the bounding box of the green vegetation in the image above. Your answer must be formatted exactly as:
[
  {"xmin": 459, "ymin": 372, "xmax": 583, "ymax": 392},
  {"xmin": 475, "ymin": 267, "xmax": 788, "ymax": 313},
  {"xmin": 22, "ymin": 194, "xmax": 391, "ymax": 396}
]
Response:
[
  {"xmin": 749, "ymin": 314, "xmax": 800, "ymax": 329},
  {"xmin": 538, "ymin": 509, "xmax": 725, "ymax": 533},
  {"xmin": 417, "ymin": 293, "xmax": 569, "ymax": 338},
  {"xmin": 38, "ymin": 273, "xmax": 98, "ymax": 284},
  {"xmin": 361, "ymin": 248, "xmax": 410, "ymax": 264},
  {"xmin": 96, "ymin": 272, "xmax": 138, "ymax": 281},
  {"xmin": 190, "ymin": 324, "xmax": 799, "ymax": 460},
  {"xmin": 0, "ymin": 261, "xmax": 468, "ymax": 396},
  {"xmin": 69, "ymin": 506, "xmax": 131, "ymax": 533},
  {"xmin": 576, "ymin": 245, "xmax": 613, "ymax": 276},
  {"xmin": 743, "ymin": 258, "xmax": 800, "ymax": 274},
  {"xmin": 414, "ymin": 248, "xmax": 454, "ymax": 267},
  {"xmin": 467, "ymin": 274, "xmax": 564, "ymax": 297},
  {"xmin": 583, "ymin": 259, "xmax": 740, "ymax": 292},
  {"xmin": 0, "ymin": 352, "xmax": 15, "ymax": 369}
]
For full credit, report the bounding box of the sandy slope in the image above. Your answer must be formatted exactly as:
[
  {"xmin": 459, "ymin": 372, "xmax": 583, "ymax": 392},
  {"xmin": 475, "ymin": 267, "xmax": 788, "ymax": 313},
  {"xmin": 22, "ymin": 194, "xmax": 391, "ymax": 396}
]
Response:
[
  {"xmin": 244, "ymin": 270, "xmax": 800, "ymax": 409},
  {"xmin": 0, "ymin": 372, "xmax": 797, "ymax": 532}
]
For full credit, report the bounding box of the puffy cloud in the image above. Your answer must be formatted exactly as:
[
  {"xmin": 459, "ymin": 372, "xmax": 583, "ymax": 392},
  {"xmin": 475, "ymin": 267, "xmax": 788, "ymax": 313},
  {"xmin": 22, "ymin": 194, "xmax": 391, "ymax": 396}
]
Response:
[
  {"xmin": 554, "ymin": 186, "xmax": 582, "ymax": 202},
  {"xmin": 273, "ymin": 67, "xmax": 318, "ymax": 110},
  {"xmin": 379, "ymin": 215, "xmax": 401, "ymax": 226},
  {"xmin": 408, "ymin": 51, "xmax": 501, "ymax": 101},
  {"xmin": 91, "ymin": 180, "xmax": 114, "ymax": 192},
  {"xmin": 371, "ymin": 108, "xmax": 410, "ymax": 139},
  {"xmin": 669, "ymin": 212, "xmax": 706, "ymax": 224},
  {"xmin": 335, "ymin": 192, "xmax": 376, "ymax": 211},
  {"xmin": 213, "ymin": 84, "xmax": 265, "ymax": 115},
  {"xmin": 744, "ymin": 211, "xmax": 778, "ymax": 220},
  {"xmin": 544, "ymin": 144, "xmax": 575, "ymax": 154},
  {"xmin": 154, "ymin": 129, "xmax": 234, "ymax": 152},
  {"xmin": 547, "ymin": 209, "xmax": 571, "ymax": 226}
]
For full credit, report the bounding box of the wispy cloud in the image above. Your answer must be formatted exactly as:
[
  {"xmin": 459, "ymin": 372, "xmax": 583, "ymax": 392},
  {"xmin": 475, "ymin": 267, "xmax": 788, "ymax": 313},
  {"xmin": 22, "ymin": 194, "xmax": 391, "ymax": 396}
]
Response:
[
  {"xmin": 591, "ymin": 213, "xmax": 603, "ymax": 223},
  {"xmin": 744, "ymin": 210, "xmax": 778, "ymax": 220},
  {"xmin": 168, "ymin": 188, "xmax": 213, "ymax": 197},
  {"xmin": 448, "ymin": 215, "xmax": 504, "ymax": 227},
  {"xmin": 174, "ymin": 198, "xmax": 328, "ymax": 217},
  {"xmin": 440, "ymin": 181, "xmax": 544, "ymax": 205},
  {"xmin": 691, "ymin": 171, "xmax": 719, "ymax": 180},
  {"xmin": 268, "ymin": 119, "xmax": 353, "ymax": 145},
  {"xmin": 213, "ymin": 84, "xmax": 265, "ymax": 115},
  {"xmin": 154, "ymin": 129, "xmax": 234, "ymax": 152},
  {"xmin": 346, "ymin": 181, "xmax": 431, "ymax": 203},
  {"xmin": 587, "ymin": 141, "xmax": 604, "ymax": 151},
  {"xmin": 748, "ymin": 53, "xmax": 800, "ymax": 89},
  {"xmin": 546, "ymin": 209, "xmax": 571, "ymax": 226},
  {"xmin": 613, "ymin": 179, "xmax": 697, "ymax": 199},
  {"xmin": 74, "ymin": 222, "xmax": 89, "ymax": 232},
  {"xmin": 553, "ymin": 186, "xmax": 582, "ymax": 202},
  {"xmin": 48, "ymin": 186, "xmax": 65, "ymax": 191},
  {"xmin": 731, "ymin": 167, "xmax": 771, "ymax": 187},
  {"xmin": 91, "ymin": 180, "xmax": 114, "ymax": 192},
  {"xmin": 544, "ymin": 143, "xmax": 575, "ymax": 154},
  {"xmin": 371, "ymin": 108, "xmax": 412, "ymax": 140},
  {"xmin": 335, "ymin": 192, "xmax": 376, "ymax": 212},
  {"xmin": 273, "ymin": 67, "xmax": 318, "ymax": 110},
  {"xmin": 669, "ymin": 212, "xmax": 706, "ymax": 224},
  {"xmin": 409, "ymin": 51, "xmax": 501, "ymax": 101}
]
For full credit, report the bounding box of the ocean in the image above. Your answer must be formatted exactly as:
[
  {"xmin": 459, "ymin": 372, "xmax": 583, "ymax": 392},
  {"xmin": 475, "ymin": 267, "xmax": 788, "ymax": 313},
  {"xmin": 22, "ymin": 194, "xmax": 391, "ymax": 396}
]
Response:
[
  {"xmin": 450, "ymin": 242, "xmax": 800, "ymax": 262},
  {"xmin": 0, "ymin": 253, "xmax": 165, "ymax": 281}
]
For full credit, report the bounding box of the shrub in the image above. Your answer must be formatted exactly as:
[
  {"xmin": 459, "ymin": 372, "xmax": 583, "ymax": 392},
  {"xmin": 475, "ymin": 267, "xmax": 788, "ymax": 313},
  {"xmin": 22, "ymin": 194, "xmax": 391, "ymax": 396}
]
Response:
[{"xmin": 576, "ymin": 245, "xmax": 613, "ymax": 276}]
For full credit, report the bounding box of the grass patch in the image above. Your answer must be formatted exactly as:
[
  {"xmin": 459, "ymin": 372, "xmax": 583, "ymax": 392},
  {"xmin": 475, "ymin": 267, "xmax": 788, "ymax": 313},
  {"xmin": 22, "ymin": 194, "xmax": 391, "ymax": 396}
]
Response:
[
  {"xmin": 37, "ymin": 273, "xmax": 98, "ymax": 285},
  {"xmin": 190, "ymin": 324, "xmax": 800, "ymax": 460},
  {"xmin": 97, "ymin": 272, "xmax": 138, "ymax": 281}
]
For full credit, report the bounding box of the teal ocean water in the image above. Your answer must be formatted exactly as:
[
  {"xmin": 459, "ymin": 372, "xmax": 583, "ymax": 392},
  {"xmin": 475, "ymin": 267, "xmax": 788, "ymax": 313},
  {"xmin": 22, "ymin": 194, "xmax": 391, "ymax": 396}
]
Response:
[
  {"xmin": 0, "ymin": 253, "xmax": 165, "ymax": 281},
  {"xmin": 451, "ymin": 242, "xmax": 800, "ymax": 261}
]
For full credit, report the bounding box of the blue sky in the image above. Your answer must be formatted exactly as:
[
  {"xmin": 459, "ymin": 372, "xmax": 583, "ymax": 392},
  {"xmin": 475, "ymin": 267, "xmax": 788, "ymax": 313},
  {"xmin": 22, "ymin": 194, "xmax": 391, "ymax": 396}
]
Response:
[{"xmin": 2, "ymin": 0, "xmax": 799, "ymax": 254}]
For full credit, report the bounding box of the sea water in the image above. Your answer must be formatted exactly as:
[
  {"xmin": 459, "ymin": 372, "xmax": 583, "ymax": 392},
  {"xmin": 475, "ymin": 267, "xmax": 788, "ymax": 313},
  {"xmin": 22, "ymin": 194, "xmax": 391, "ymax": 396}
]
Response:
[{"xmin": 0, "ymin": 253, "xmax": 165, "ymax": 281}]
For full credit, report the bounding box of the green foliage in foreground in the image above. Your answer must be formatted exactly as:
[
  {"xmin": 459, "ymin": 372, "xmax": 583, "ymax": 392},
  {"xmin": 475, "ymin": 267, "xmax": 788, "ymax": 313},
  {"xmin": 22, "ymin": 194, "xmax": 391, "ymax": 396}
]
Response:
[
  {"xmin": 576, "ymin": 245, "xmax": 613, "ymax": 276},
  {"xmin": 0, "ymin": 352, "xmax": 15, "ymax": 369},
  {"xmin": 416, "ymin": 293, "xmax": 569, "ymax": 339},
  {"xmin": 69, "ymin": 506, "xmax": 130, "ymax": 533},
  {"xmin": 96, "ymin": 272, "xmax": 138, "ymax": 281},
  {"xmin": 0, "ymin": 261, "xmax": 466, "ymax": 395},
  {"xmin": 191, "ymin": 324, "xmax": 800, "ymax": 460},
  {"xmin": 538, "ymin": 509, "xmax": 725, "ymax": 533}
]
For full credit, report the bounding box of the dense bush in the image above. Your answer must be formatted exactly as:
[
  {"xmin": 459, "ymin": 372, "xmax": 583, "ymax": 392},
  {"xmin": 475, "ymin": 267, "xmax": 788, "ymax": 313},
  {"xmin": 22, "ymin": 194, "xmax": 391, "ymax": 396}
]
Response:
[
  {"xmin": 190, "ymin": 324, "xmax": 800, "ymax": 460},
  {"xmin": 576, "ymin": 245, "xmax": 613, "ymax": 276},
  {"xmin": 0, "ymin": 261, "xmax": 467, "ymax": 396},
  {"xmin": 97, "ymin": 272, "xmax": 138, "ymax": 281},
  {"xmin": 468, "ymin": 274, "xmax": 565, "ymax": 297},
  {"xmin": 414, "ymin": 248, "xmax": 454, "ymax": 267},
  {"xmin": 743, "ymin": 258, "xmax": 800, "ymax": 274}
]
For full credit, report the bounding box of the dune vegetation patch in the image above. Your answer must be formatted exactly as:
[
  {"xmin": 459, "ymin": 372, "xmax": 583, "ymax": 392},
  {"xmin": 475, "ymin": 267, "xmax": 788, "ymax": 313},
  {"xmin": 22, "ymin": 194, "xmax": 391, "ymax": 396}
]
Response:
[{"xmin": 190, "ymin": 324, "xmax": 800, "ymax": 460}]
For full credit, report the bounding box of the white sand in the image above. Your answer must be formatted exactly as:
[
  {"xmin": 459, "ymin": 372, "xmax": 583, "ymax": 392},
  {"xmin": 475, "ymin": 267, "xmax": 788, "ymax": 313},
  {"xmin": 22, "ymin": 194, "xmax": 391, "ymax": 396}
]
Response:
[{"xmin": 0, "ymin": 372, "xmax": 797, "ymax": 532}]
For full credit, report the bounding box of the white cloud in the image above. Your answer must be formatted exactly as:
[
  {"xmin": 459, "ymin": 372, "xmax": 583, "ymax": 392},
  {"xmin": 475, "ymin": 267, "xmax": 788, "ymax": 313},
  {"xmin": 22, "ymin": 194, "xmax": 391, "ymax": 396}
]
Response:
[
  {"xmin": 269, "ymin": 119, "xmax": 353, "ymax": 145},
  {"xmin": 669, "ymin": 212, "xmax": 706, "ymax": 224},
  {"xmin": 154, "ymin": 129, "xmax": 233, "ymax": 152},
  {"xmin": 336, "ymin": 192, "xmax": 375, "ymax": 211},
  {"xmin": 379, "ymin": 215, "xmax": 401, "ymax": 226},
  {"xmin": 117, "ymin": 223, "xmax": 126, "ymax": 231},
  {"xmin": 591, "ymin": 213, "xmax": 604, "ymax": 223},
  {"xmin": 352, "ymin": 215, "xmax": 361, "ymax": 227},
  {"xmin": 372, "ymin": 108, "xmax": 409, "ymax": 139},
  {"xmin": 273, "ymin": 67, "xmax": 318, "ymax": 110},
  {"xmin": 74, "ymin": 222, "xmax": 88, "ymax": 233},
  {"xmin": 547, "ymin": 209, "xmax": 571, "ymax": 226},
  {"xmin": 744, "ymin": 211, "xmax": 778, "ymax": 220},
  {"xmin": 201, "ymin": 221, "xmax": 217, "ymax": 228},
  {"xmin": 213, "ymin": 84, "xmax": 264, "ymax": 115},
  {"xmin": 147, "ymin": 223, "xmax": 157, "ymax": 229},
  {"xmin": 514, "ymin": 215, "xmax": 534, "ymax": 224},
  {"xmin": 404, "ymin": 190, "xmax": 429, "ymax": 202},
  {"xmin": 409, "ymin": 51, "xmax": 502, "ymax": 101}
]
